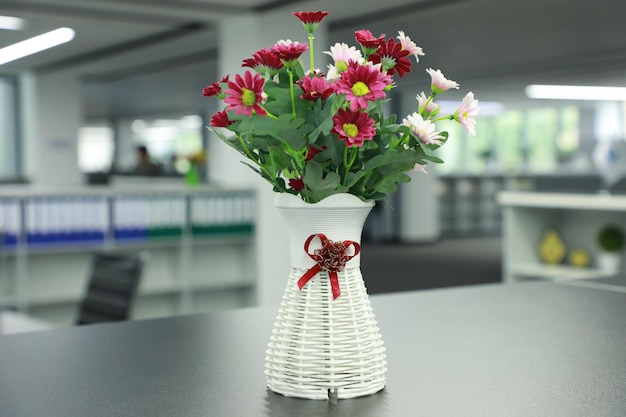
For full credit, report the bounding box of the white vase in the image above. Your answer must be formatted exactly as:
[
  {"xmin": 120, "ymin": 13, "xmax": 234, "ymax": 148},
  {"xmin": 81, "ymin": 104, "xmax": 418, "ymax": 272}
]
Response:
[
  {"xmin": 265, "ymin": 193, "xmax": 387, "ymax": 400},
  {"xmin": 597, "ymin": 251, "xmax": 622, "ymax": 274}
]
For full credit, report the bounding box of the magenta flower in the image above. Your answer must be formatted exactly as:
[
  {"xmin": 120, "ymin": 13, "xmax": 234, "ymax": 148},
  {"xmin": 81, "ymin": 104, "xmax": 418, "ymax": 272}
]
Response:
[
  {"xmin": 210, "ymin": 110, "xmax": 233, "ymax": 128},
  {"xmin": 355, "ymin": 29, "xmax": 385, "ymax": 49},
  {"xmin": 306, "ymin": 145, "xmax": 326, "ymax": 161},
  {"xmin": 293, "ymin": 11, "xmax": 329, "ymax": 35},
  {"xmin": 270, "ymin": 40, "xmax": 308, "ymax": 65},
  {"xmin": 203, "ymin": 75, "xmax": 229, "ymax": 98},
  {"xmin": 369, "ymin": 37, "xmax": 412, "ymax": 77},
  {"xmin": 332, "ymin": 108, "xmax": 376, "ymax": 147},
  {"xmin": 224, "ymin": 71, "xmax": 266, "ymax": 116},
  {"xmin": 202, "ymin": 82, "xmax": 222, "ymax": 98},
  {"xmin": 242, "ymin": 48, "xmax": 283, "ymax": 76},
  {"xmin": 299, "ymin": 75, "xmax": 334, "ymax": 101},
  {"xmin": 288, "ymin": 177, "xmax": 305, "ymax": 190},
  {"xmin": 335, "ymin": 62, "xmax": 391, "ymax": 111}
]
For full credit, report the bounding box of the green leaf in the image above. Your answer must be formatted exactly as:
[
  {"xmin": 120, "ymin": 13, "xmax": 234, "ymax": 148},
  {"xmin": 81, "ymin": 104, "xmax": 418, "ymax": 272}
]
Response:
[
  {"xmin": 303, "ymin": 160, "xmax": 339, "ymax": 189},
  {"xmin": 238, "ymin": 115, "xmax": 311, "ymax": 151},
  {"xmin": 304, "ymin": 97, "xmax": 337, "ymax": 143}
]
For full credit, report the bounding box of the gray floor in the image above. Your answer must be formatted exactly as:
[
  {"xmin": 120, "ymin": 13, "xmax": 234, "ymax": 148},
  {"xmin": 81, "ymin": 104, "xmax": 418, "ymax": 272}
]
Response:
[{"xmin": 360, "ymin": 236, "xmax": 503, "ymax": 294}]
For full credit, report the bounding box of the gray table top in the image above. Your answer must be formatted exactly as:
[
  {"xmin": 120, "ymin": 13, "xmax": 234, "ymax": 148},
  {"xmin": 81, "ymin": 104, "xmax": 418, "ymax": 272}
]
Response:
[{"xmin": 1, "ymin": 280, "xmax": 625, "ymax": 417}]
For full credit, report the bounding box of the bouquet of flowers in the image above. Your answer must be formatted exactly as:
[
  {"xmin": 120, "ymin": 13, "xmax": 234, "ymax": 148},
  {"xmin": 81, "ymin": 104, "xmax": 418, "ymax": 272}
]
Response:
[{"xmin": 203, "ymin": 10, "xmax": 478, "ymax": 203}]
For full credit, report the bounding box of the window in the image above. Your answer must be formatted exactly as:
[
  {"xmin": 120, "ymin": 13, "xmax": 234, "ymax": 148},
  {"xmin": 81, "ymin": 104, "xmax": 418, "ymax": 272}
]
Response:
[
  {"xmin": 436, "ymin": 105, "xmax": 582, "ymax": 175},
  {"xmin": 0, "ymin": 75, "xmax": 19, "ymax": 181},
  {"xmin": 115, "ymin": 114, "xmax": 204, "ymax": 176},
  {"xmin": 78, "ymin": 125, "xmax": 114, "ymax": 173}
]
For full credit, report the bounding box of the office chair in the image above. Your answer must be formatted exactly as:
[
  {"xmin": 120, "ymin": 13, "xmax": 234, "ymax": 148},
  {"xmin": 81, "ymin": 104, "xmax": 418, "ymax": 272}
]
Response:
[{"xmin": 76, "ymin": 251, "xmax": 144, "ymax": 325}]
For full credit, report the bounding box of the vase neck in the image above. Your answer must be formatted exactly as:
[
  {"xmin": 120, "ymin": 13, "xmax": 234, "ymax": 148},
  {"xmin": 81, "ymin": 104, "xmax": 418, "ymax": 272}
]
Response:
[{"xmin": 277, "ymin": 200, "xmax": 373, "ymax": 269}]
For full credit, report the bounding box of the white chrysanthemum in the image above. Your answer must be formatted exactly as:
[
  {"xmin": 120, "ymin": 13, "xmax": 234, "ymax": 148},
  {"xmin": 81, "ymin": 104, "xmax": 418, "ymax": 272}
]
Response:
[
  {"xmin": 402, "ymin": 112, "xmax": 445, "ymax": 146},
  {"xmin": 324, "ymin": 43, "xmax": 363, "ymax": 80},
  {"xmin": 275, "ymin": 39, "xmax": 304, "ymax": 47},
  {"xmin": 426, "ymin": 68, "xmax": 459, "ymax": 95},
  {"xmin": 454, "ymin": 92, "xmax": 479, "ymax": 136},
  {"xmin": 397, "ymin": 31, "xmax": 424, "ymax": 62},
  {"xmin": 416, "ymin": 91, "xmax": 440, "ymax": 117}
]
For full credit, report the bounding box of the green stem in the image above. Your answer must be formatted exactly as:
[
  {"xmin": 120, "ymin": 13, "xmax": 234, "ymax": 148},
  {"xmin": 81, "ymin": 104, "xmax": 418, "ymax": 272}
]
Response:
[
  {"xmin": 308, "ymin": 34, "xmax": 315, "ymax": 74},
  {"xmin": 390, "ymin": 133, "xmax": 409, "ymax": 150},
  {"xmin": 288, "ymin": 69, "xmax": 296, "ymax": 118},
  {"xmin": 237, "ymin": 134, "xmax": 272, "ymax": 178},
  {"xmin": 418, "ymin": 93, "xmax": 437, "ymax": 120},
  {"xmin": 343, "ymin": 145, "xmax": 358, "ymax": 172},
  {"xmin": 431, "ymin": 115, "xmax": 455, "ymax": 123},
  {"xmin": 260, "ymin": 106, "xmax": 278, "ymax": 120}
]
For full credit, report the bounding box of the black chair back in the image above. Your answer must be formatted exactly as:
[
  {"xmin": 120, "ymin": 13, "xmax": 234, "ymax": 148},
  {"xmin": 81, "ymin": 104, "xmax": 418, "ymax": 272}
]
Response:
[{"xmin": 76, "ymin": 252, "xmax": 143, "ymax": 325}]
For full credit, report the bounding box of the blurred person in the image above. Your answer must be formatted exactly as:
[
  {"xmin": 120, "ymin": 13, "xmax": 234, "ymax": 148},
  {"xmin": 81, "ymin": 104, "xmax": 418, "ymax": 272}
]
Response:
[{"xmin": 133, "ymin": 145, "xmax": 164, "ymax": 176}]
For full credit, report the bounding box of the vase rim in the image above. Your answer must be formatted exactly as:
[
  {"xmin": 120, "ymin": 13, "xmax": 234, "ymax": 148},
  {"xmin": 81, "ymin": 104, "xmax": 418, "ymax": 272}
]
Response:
[{"xmin": 274, "ymin": 192, "xmax": 375, "ymax": 209}]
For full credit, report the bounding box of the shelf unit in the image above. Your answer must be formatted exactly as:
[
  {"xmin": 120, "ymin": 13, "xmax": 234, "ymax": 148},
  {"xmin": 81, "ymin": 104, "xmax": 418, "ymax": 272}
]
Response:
[
  {"xmin": 438, "ymin": 174, "xmax": 534, "ymax": 236},
  {"xmin": 0, "ymin": 185, "xmax": 256, "ymax": 325},
  {"xmin": 497, "ymin": 191, "xmax": 626, "ymax": 283}
]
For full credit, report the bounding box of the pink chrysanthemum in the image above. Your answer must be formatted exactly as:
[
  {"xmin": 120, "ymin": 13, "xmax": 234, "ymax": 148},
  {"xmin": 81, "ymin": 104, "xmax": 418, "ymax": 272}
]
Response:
[
  {"xmin": 335, "ymin": 61, "xmax": 390, "ymax": 111},
  {"xmin": 426, "ymin": 68, "xmax": 459, "ymax": 95},
  {"xmin": 369, "ymin": 37, "xmax": 412, "ymax": 77},
  {"xmin": 355, "ymin": 29, "xmax": 385, "ymax": 49},
  {"xmin": 293, "ymin": 11, "xmax": 329, "ymax": 35},
  {"xmin": 332, "ymin": 108, "xmax": 376, "ymax": 147},
  {"xmin": 224, "ymin": 71, "xmax": 266, "ymax": 117},
  {"xmin": 397, "ymin": 31, "xmax": 424, "ymax": 62},
  {"xmin": 202, "ymin": 82, "xmax": 222, "ymax": 97},
  {"xmin": 210, "ymin": 110, "xmax": 233, "ymax": 128},
  {"xmin": 454, "ymin": 92, "xmax": 479, "ymax": 137},
  {"xmin": 270, "ymin": 40, "xmax": 308, "ymax": 64},
  {"xmin": 242, "ymin": 48, "xmax": 283, "ymax": 75},
  {"xmin": 298, "ymin": 75, "xmax": 335, "ymax": 101},
  {"xmin": 402, "ymin": 112, "xmax": 445, "ymax": 146}
]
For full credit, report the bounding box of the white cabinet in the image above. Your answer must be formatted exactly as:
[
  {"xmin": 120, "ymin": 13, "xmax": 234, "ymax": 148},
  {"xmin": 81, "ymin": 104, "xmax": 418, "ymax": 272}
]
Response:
[
  {"xmin": 497, "ymin": 191, "xmax": 626, "ymax": 283},
  {"xmin": 0, "ymin": 186, "xmax": 256, "ymax": 325}
]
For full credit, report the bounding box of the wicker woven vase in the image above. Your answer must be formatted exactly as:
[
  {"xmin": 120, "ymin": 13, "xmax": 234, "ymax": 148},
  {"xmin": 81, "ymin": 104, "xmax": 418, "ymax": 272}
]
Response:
[{"xmin": 265, "ymin": 192, "xmax": 387, "ymax": 400}]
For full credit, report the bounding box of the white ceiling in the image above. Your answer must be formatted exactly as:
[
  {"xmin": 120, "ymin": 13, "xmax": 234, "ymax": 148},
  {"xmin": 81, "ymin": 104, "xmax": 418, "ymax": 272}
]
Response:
[{"xmin": 1, "ymin": 0, "xmax": 626, "ymax": 119}]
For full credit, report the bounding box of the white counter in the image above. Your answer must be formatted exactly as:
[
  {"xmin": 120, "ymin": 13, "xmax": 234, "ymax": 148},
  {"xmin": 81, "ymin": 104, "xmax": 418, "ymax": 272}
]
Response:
[{"xmin": 497, "ymin": 191, "xmax": 626, "ymax": 211}]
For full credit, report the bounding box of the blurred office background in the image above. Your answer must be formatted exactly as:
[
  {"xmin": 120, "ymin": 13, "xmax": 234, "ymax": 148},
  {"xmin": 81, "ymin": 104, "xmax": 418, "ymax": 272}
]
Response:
[{"xmin": 1, "ymin": 0, "xmax": 626, "ymax": 325}]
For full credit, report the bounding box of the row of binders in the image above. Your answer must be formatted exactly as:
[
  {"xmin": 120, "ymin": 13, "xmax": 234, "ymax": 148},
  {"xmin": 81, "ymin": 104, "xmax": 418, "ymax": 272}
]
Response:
[{"xmin": 0, "ymin": 192, "xmax": 256, "ymax": 249}]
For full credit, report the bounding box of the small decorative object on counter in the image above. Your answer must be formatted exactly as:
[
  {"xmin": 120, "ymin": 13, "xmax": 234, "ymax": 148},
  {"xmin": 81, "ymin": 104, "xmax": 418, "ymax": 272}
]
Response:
[
  {"xmin": 538, "ymin": 228, "xmax": 567, "ymax": 265},
  {"xmin": 568, "ymin": 247, "xmax": 591, "ymax": 268},
  {"xmin": 596, "ymin": 225, "xmax": 624, "ymax": 273}
]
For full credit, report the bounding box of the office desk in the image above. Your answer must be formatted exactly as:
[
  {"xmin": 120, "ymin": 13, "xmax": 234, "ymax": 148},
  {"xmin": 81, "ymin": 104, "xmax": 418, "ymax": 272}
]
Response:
[{"xmin": 1, "ymin": 280, "xmax": 625, "ymax": 417}]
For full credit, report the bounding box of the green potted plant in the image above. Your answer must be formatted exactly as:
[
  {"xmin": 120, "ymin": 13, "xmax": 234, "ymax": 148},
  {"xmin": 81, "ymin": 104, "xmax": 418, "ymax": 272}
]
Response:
[{"xmin": 596, "ymin": 225, "xmax": 624, "ymax": 273}]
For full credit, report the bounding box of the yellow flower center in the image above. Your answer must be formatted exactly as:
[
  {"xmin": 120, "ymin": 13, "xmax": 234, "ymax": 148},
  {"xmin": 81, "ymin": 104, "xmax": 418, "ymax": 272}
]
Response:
[
  {"xmin": 241, "ymin": 88, "xmax": 256, "ymax": 106},
  {"xmin": 351, "ymin": 81, "xmax": 370, "ymax": 97},
  {"xmin": 343, "ymin": 123, "xmax": 359, "ymax": 138}
]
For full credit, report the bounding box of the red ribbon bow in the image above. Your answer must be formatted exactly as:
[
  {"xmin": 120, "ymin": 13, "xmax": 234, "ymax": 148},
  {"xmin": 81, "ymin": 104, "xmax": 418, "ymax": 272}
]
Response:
[{"xmin": 297, "ymin": 233, "xmax": 360, "ymax": 300}]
